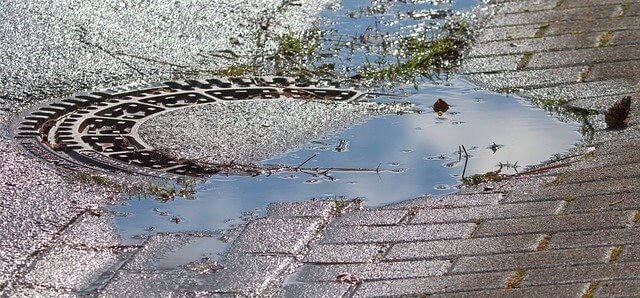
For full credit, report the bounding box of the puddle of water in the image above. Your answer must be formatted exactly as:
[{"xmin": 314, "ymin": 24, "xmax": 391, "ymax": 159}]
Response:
[
  {"xmin": 111, "ymin": 78, "xmax": 581, "ymax": 259},
  {"xmin": 109, "ymin": 0, "xmax": 580, "ymax": 263}
]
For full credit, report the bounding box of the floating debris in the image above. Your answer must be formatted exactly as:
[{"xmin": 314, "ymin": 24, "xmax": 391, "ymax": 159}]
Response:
[
  {"xmin": 605, "ymin": 96, "xmax": 632, "ymax": 129},
  {"xmin": 433, "ymin": 98, "xmax": 450, "ymax": 116}
]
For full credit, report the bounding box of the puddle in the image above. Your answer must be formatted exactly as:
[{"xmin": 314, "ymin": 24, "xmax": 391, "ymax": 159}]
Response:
[{"xmin": 110, "ymin": 0, "xmax": 581, "ymax": 263}]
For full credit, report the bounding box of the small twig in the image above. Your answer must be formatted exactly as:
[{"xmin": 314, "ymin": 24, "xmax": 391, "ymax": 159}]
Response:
[
  {"xmin": 609, "ymin": 199, "xmax": 624, "ymax": 206},
  {"xmin": 296, "ymin": 154, "xmax": 317, "ymax": 169},
  {"xmin": 461, "ymin": 144, "xmax": 469, "ymax": 179}
]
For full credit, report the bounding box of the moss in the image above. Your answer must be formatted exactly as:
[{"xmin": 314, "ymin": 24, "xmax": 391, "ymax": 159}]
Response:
[
  {"xmin": 546, "ymin": 174, "xmax": 566, "ymax": 186},
  {"xmin": 517, "ymin": 52, "xmax": 533, "ymax": 69},
  {"xmin": 609, "ymin": 246, "xmax": 623, "ymax": 263},
  {"xmin": 462, "ymin": 171, "xmax": 503, "ymax": 186},
  {"xmin": 505, "ymin": 269, "xmax": 526, "ymax": 289},
  {"xmin": 634, "ymin": 211, "xmax": 640, "ymax": 223},
  {"xmin": 215, "ymin": 64, "xmax": 255, "ymax": 77},
  {"xmin": 536, "ymin": 235, "xmax": 552, "ymax": 251},
  {"xmin": 581, "ymin": 282, "xmax": 599, "ymax": 298},
  {"xmin": 534, "ymin": 24, "xmax": 550, "ymax": 38},
  {"xmin": 563, "ymin": 195, "xmax": 577, "ymax": 203},
  {"xmin": 598, "ymin": 30, "xmax": 615, "ymax": 47},
  {"xmin": 334, "ymin": 199, "xmax": 349, "ymax": 213}
]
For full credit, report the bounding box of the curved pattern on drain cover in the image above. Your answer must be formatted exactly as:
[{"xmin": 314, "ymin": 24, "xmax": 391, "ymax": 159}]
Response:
[{"xmin": 12, "ymin": 77, "xmax": 365, "ymax": 177}]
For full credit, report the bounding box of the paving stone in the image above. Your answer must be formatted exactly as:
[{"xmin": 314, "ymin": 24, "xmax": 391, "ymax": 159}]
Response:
[
  {"xmin": 124, "ymin": 233, "xmax": 195, "ymax": 271},
  {"xmin": 411, "ymin": 201, "xmax": 563, "ymax": 224},
  {"xmin": 475, "ymin": 211, "xmax": 634, "ymax": 237},
  {"xmin": 193, "ymin": 255, "xmax": 293, "ymax": 295},
  {"xmin": 475, "ymin": 25, "xmax": 540, "ymax": 42},
  {"xmin": 588, "ymin": 59, "xmax": 640, "ymax": 82},
  {"xmin": 320, "ymin": 223, "xmax": 475, "ymax": 244},
  {"xmin": 468, "ymin": 33, "xmax": 600, "ymax": 58},
  {"xmin": 526, "ymin": 177, "xmax": 640, "ymax": 202},
  {"xmin": 461, "ymin": 55, "xmax": 520, "ymax": 74},
  {"xmin": 626, "ymin": 2, "xmax": 640, "ymax": 16},
  {"xmin": 266, "ymin": 200, "xmax": 334, "ymax": 218},
  {"xmin": 610, "ymin": 28, "xmax": 640, "ymax": 48},
  {"xmin": 382, "ymin": 193, "xmax": 503, "ymax": 210},
  {"xmin": 522, "ymin": 261, "xmax": 640, "ymax": 286},
  {"xmin": 619, "ymin": 244, "xmax": 640, "ymax": 262},
  {"xmin": 8, "ymin": 287, "xmax": 79, "ymax": 298},
  {"xmin": 295, "ymin": 260, "xmax": 451, "ymax": 282},
  {"xmin": 429, "ymin": 283, "xmax": 588, "ymax": 298},
  {"xmin": 496, "ymin": 0, "xmax": 560, "ymax": 14},
  {"xmin": 563, "ymin": 162, "xmax": 640, "ymax": 184},
  {"xmin": 469, "ymin": 66, "xmax": 583, "ymax": 89},
  {"xmin": 451, "ymin": 246, "xmax": 610, "ymax": 274},
  {"xmin": 596, "ymin": 279, "xmax": 640, "ymax": 297},
  {"xmin": 560, "ymin": 0, "xmax": 637, "ymax": 9},
  {"xmin": 526, "ymin": 44, "xmax": 640, "ymax": 69},
  {"xmin": 352, "ymin": 271, "xmax": 511, "ymax": 297},
  {"xmin": 280, "ymin": 283, "xmax": 350, "ymax": 298},
  {"xmin": 100, "ymin": 272, "xmax": 184, "ymax": 298},
  {"xmin": 22, "ymin": 246, "xmax": 123, "ymax": 290},
  {"xmin": 305, "ymin": 243, "xmax": 383, "ymax": 264},
  {"xmin": 228, "ymin": 217, "xmax": 323, "ymax": 255},
  {"xmin": 548, "ymin": 228, "xmax": 640, "ymax": 249},
  {"xmin": 332, "ymin": 210, "xmax": 406, "ymax": 226},
  {"xmin": 385, "ymin": 234, "xmax": 542, "ymax": 260},
  {"xmin": 565, "ymin": 192, "xmax": 640, "ymax": 213},
  {"xmin": 567, "ymin": 93, "xmax": 638, "ymax": 111},
  {"xmin": 522, "ymin": 78, "xmax": 636, "ymax": 101},
  {"xmin": 489, "ymin": 5, "xmax": 619, "ymax": 27},
  {"xmin": 546, "ymin": 16, "xmax": 640, "ymax": 35},
  {"xmin": 57, "ymin": 213, "xmax": 131, "ymax": 249}
]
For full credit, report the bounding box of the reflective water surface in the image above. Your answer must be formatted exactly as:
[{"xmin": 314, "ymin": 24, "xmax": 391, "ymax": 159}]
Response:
[{"xmin": 111, "ymin": 78, "xmax": 581, "ymax": 261}]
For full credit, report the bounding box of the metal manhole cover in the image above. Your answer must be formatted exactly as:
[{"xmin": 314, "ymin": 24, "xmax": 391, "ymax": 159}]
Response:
[{"xmin": 11, "ymin": 77, "xmax": 365, "ymax": 178}]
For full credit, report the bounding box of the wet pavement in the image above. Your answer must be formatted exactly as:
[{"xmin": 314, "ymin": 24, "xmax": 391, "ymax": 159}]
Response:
[{"xmin": 2, "ymin": 0, "xmax": 640, "ymax": 297}]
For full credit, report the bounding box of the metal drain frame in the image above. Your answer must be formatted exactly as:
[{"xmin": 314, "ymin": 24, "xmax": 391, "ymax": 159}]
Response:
[{"xmin": 11, "ymin": 77, "xmax": 366, "ymax": 178}]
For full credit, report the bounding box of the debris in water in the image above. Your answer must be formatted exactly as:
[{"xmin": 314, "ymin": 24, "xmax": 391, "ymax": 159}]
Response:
[{"xmin": 433, "ymin": 98, "xmax": 450, "ymax": 116}]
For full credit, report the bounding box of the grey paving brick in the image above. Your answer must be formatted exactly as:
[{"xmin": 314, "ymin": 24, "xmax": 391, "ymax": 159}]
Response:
[
  {"xmin": 476, "ymin": 25, "xmax": 540, "ymax": 42},
  {"xmin": 526, "ymin": 44, "xmax": 640, "ymax": 69},
  {"xmin": 57, "ymin": 213, "xmax": 131, "ymax": 249},
  {"xmin": 429, "ymin": 283, "xmax": 588, "ymax": 298},
  {"xmin": 560, "ymin": 0, "xmax": 636, "ymax": 9},
  {"xmin": 194, "ymin": 255, "xmax": 293, "ymax": 295},
  {"xmin": 280, "ymin": 283, "xmax": 350, "ymax": 298},
  {"xmin": 411, "ymin": 201, "xmax": 563, "ymax": 224},
  {"xmin": 8, "ymin": 288, "xmax": 79, "ymax": 298},
  {"xmin": 489, "ymin": 5, "xmax": 619, "ymax": 27},
  {"xmin": 475, "ymin": 211, "xmax": 634, "ymax": 237},
  {"xmin": 546, "ymin": 16, "xmax": 640, "ymax": 35},
  {"xmin": 496, "ymin": 0, "xmax": 560, "ymax": 14},
  {"xmin": 382, "ymin": 193, "xmax": 503, "ymax": 210},
  {"xmin": 522, "ymin": 78, "xmax": 636, "ymax": 101},
  {"xmin": 22, "ymin": 246, "xmax": 123, "ymax": 290},
  {"xmin": 385, "ymin": 234, "xmax": 542, "ymax": 260},
  {"xmin": 626, "ymin": 3, "xmax": 640, "ymax": 17},
  {"xmin": 619, "ymin": 244, "xmax": 640, "ymax": 262},
  {"xmin": 469, "ymin": 66, "xmax": 583, "ymax": 89},
  {"xmin": 352, "ymin": 271, "xmax": 511, "ymax": 297},
  {"xmin": 228, "ymin": 217, "xmax": 323, "ymax": 255},
  {"xmin": 565, "ymin": 192, "xmax": 640, "ymax": 213},
  {"xmin": 608, "ymin": 27, "xmax": 640, "ymax": 47},
  {"xmin": 588, "ymin": 59, "xmax": 640, "ymax": 82},
  {"xmin": 266, "ymin": 200, "xmax": 334, "ymax": 218},
  {"xmin": 568, "ymin": 93, "xmax": 638, "ymax": 111},
  {"xmin": 468, "ymin": 33, "xmax": 599, "ymax": 58},
  {"xmin": 124, "ymin": 233, "xmax": 196, "ymax": 271},
  {"xmin": 461, "ymin": 55, "xmax": 520, "ymax": 74},
  {"xmin": 548, "ymin": 228, "xmax": 640, "ymax": 249},
  {"xmin": 451, "ymin": 246, "xmax": 610, "ymax": 274},
  {"xmin": 295, "ymin": 259, "xmax": 451, "ymax": 282},
  {"xmin": 596, "ymin": 279, "xmax": 640, "ymax": 297},
  {"xmin": 332, "ymin": 209, "xmax": 406, "ymax": 226},
  {"xmin": 320, "ymin": 223, "xmax": 475, "ymax": 244},
  {"xmin": 522, "ymin": 261, "xmax": 640, "ymax": 286},
  {"xmin": 528, "ymin": 177, "xmax": 640, "ymax": 202},
  {"xmin": 305, "ymin": 243, "xmax": 383, "ymax": 263},
  {"xmin": 100, "ymin": 272, "xmax": 184, "ymax": 298}
]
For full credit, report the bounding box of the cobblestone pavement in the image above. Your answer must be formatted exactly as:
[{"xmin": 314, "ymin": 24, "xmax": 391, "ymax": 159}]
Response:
[
  {"xmin": 170, "ymin": 0, "xmax": 640, "ymax": 296},
  {"xmin": 3, "ymin": 0, "xmax": 640, "ymax": 297}
]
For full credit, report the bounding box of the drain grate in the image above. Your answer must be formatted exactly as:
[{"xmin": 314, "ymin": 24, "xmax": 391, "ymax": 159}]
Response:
[{"xmin": 11, "ymin": 77, "xmax": 365, "ymax": 178}]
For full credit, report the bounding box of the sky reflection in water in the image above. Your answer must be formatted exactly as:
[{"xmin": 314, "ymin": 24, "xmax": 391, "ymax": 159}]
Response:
[{"xmin": 111, "ymin": 78, "xmax": 582, "ymax": 257}]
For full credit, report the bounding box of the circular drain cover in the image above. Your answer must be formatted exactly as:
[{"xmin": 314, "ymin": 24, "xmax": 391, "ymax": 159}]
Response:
[{"xmin": 12, "ymin": 77, "xmax": 365, "ymax": 178}]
